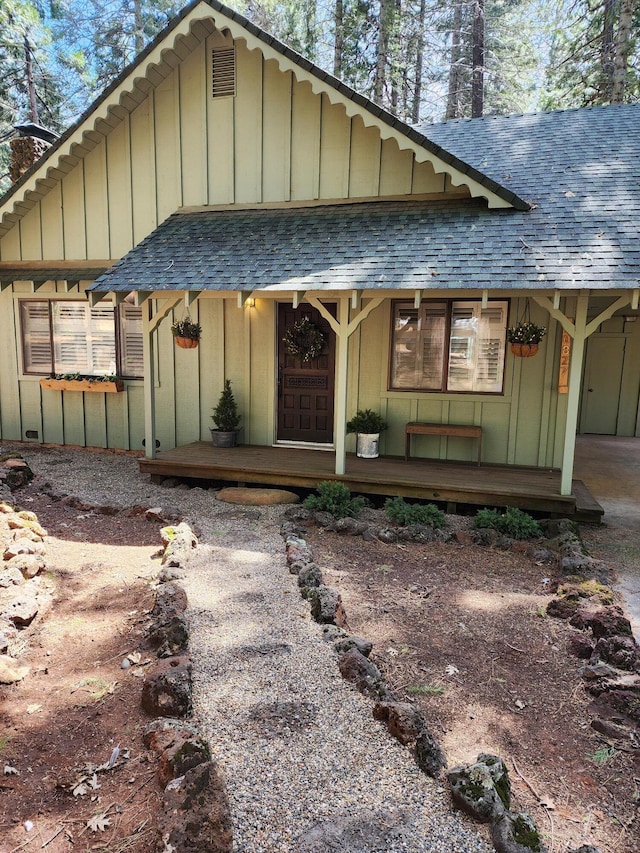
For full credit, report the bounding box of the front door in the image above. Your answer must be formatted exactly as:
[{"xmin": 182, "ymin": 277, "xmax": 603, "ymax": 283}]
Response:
[
  {"xmin": 580, "ymin": 335, "xmax": 626, "ymax": 434},
  {"xmin": 277, "ymin": 303, "xmax": 336, "ymax": 443}
]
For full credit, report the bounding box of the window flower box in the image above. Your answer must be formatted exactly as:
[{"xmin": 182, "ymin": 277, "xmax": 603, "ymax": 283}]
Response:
[{"xmin": 39, "ymin": 378, "xmax": 124, "ymax": 393}]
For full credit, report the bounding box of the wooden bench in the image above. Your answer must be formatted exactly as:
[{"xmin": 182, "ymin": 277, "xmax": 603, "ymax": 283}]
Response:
[{"xmin": 405, "ymin": 422, "xmax": 483, "ymax": 465}]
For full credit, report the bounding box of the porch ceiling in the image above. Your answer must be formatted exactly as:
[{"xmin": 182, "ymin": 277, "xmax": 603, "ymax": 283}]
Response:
[{"xmin": 89, "ymin": 193, "xmax": 640, "ymax": 295}]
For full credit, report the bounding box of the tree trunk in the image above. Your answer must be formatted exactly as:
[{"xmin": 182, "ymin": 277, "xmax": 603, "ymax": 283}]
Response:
[
  {"xmin": 445, "ymin": 2, "xmax": 463, "ymax": 119},
  {"xmin": 411, "ymin": 0, "xmax": 426, "ymax": 122},
  {"xmin": 471, "ymin": 0, "xmax": 484, "ymax": 117},
  {"xmin": 600, "ymin": 0, "xmax": 616, "ymax": 101},
  {"xmin": 375, "ymin": 0, "xmax": 392, "ymax": 104},
  {"xmin": 333, "ymin": 0, "xmax": 344, "ymax": 77},
  {"xmin": 24, "ymin": 35, "xmax": 39, "ymax": 124},
  {"xmin": 611, "ymin": 0, "xmax": 635, "ymax": 102}
]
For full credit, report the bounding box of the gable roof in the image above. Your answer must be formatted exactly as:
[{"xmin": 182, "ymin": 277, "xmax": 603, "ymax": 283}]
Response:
[
  {"xmin": 91, "ymin": 103, "xmax": 640, "ymax": 294},
  {"xmin": 0, "ymin": 0, "xmax": 525, "ymax": 239}
]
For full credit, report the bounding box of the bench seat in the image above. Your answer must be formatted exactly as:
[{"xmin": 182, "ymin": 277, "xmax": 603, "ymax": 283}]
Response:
[{"xmin": 405, "ymin": 422, "xmax": 482, "ymax": 465}]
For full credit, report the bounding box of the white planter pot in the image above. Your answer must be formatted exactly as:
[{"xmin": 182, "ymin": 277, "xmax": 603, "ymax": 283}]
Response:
[{"xmin": 356, "ymin": 432, "xmax": 380, "ymax": 459}]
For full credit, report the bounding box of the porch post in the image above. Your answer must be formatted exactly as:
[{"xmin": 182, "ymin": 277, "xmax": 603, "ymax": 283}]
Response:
[
  {"xmin": 334, "ymin": 297, "xmax": 350, "ymax": 476},
  {"xmin": 560, "ymin": 292, "xmax": 589, "ymax": 495},
  {"xmin": 142, "ymin": 300, "xmax": 157, "ymax": 459}
]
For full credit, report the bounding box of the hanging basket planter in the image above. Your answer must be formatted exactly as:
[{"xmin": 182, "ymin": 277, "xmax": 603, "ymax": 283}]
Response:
[
  {"xmin": 171, "ymin": 315, "xmax": 202, "ymax": 349},
  {"xmin": 506, "ymin": 305, "xmax": 546, "ymax": 359},
  {"xmin": 510, "ymin": 343, "xmax": 539, "ymax": 358},
  {"xmin": 175, "ymin": 336, "xmax": 199, "ymax": 349}
]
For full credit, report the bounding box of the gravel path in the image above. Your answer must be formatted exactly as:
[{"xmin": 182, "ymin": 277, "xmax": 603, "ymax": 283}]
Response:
[{"xmin": 2, "ymin": 444, "xmax": 492, "ymax": 853}]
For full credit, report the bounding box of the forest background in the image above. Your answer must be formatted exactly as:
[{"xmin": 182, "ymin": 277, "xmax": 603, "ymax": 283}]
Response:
[{"xmin": 0, "ymin": 0, "xmax": 638, "ymax": 194}]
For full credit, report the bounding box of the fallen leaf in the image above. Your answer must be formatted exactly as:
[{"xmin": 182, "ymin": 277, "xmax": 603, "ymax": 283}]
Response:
[
  {"xmin": 26, "ymin": 704, "xmax": 41, "ymax": 714},
  {"xmin": 87, "ymin": 814, "xmax": 111, "ymax": 832},
  {"xmin": 3, "ymin": 765, "xmax": 19, "ymax": 775},
  {"xmin": 127, "ymin": 652, "xmax": 141, "ymax": 665},
  {"xmin": 445, "ymin": 665, "xmax": 459, "ymax": 676},
  {"xmin": 539, "ymin": 796, "xmax": 556, "ymax": 810},
  {"xmin": 515, "ymin": 699, "xmax": 526, "ymax": 710}
]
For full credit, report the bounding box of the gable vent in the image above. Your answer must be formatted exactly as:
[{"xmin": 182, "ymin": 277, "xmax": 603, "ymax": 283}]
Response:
[{"xmin": 211, "ymin": 47, "xmax": 236, "ymax": 98}]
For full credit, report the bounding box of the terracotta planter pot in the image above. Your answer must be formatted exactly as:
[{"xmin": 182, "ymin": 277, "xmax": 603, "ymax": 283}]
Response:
[
  {"xmin": 175, "ymin": 336, "xmax": 199, "ymax": 349},
  {"xmin": 510, "ymin": 343, "xmax": 539, "ymax": 358}
]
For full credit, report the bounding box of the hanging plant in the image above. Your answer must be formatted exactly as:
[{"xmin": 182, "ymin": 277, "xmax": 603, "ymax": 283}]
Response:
[
  {"xmin": 171, "ymin": 316, "xmax": 202, "ymax": 349},
  {"xmin": 283, "ymin": 317, "xmax": 326, "ymax": 362},
  {"xmin": 507, "ymin": 302, "xmax": 546, "ymax": 358}
]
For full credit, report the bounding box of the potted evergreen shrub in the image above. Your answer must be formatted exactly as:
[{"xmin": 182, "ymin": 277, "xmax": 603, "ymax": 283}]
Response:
[
  {"xmin": 346, "ymin": 408, "xmax": 388, "ymax": 459},
  {"xmin": 210, "ymin": 379, "xmax": 241, "ymax": 447},
  {"xmin": 171, "ymin": 317, "xmax": 202, "ymax": 349}
]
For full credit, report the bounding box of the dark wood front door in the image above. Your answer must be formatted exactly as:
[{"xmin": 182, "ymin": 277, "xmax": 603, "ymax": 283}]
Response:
[{"xmin": 277, "ymin": 303, "xmax": 336, "ymax": 443}]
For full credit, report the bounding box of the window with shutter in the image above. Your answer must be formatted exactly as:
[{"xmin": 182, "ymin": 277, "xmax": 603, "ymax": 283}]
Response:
[
  {"xmin": 19, "ymin": 300, "xmax": 143, "ymax": 379},
  {"xmin": 390, "ymin": 299, "xmax": 507, "ymax": 394}
]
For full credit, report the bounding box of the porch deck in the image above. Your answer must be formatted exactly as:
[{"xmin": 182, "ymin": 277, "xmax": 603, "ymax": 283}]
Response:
[{"xmin": 139, "ymin": 442, "xmax": 604, "ymax": 521}]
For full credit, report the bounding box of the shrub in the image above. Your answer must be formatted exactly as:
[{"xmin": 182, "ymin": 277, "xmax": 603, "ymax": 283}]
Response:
[
  {"xmin": 385, "ymin": 497, "xmax": 445, "ymax": 528},
  {"xmin": 304, "ymin": 481, "xmax": 365, "ymax": 519},
  {"xmin": 472, "ymin": 506, "xmax": 542, "ymax": 540},
  {"xmin": 472, "ymin": 508, "xmax": 502, "ymax": 530},
  {"xmin": 346, "ymin": 409, "xmax": 388, "ymax": 434}
]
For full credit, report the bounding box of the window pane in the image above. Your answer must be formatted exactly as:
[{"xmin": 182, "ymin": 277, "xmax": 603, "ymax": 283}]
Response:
[
  {"xmin": 118, "ymin": 304, "xmax": 144, "ymax": 378},
  {"xmin": 390, "ymin": 302, "xmax": 446, "ymax": 390},
  {"xmin": 447, "ymin": 301, "xmax": 506, "ymax": 393},
  {"xmin": 21, "ymin": 302, "xmax": 52, "ymax": 374},
  {"xmin": 51, "ymin": 302, "xmax": 116, "ymax": 375}
]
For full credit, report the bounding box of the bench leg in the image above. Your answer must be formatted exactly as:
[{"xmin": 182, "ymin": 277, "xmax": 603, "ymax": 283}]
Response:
[
  {"xmin": 405, "ymin": 432, "xmax": 411, "ymax": 461},
  {"xmin": 477, "ymin": 435, "xmax": 482, "ymax": 466}
]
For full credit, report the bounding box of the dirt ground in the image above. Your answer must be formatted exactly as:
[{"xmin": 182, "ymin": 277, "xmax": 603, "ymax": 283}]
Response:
[
  {"xmin": 0, "ymin": 492, "xmax": 163, "ymax": 853},
  {"xmin": 1, "ymin": 474, "xmax": 639, "ymax": 853},
  {"xmin": 307, "ymin": 524, "xmax": 640, "ymax": 853}
]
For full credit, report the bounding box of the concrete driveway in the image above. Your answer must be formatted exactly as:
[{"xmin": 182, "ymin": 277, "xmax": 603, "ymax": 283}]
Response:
[{"xmin": 574, "ymin": 435, "xmax": 640, "ymax": 639}]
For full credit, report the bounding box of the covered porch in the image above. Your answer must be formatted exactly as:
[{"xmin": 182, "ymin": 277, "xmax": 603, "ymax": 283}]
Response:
[{"xmin": 138, "ymin": 442, "xmax": 603, "ymax": 521}]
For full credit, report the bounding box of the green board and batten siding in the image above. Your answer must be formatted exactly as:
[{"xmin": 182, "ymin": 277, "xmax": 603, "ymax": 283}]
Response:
[
  {"xmin": 0, "ymin": 27, "xmax": 456, "ymax": 453},
  {"xmin": 1, "ymin": 16, "xmax": 639, "ymax": 459}
]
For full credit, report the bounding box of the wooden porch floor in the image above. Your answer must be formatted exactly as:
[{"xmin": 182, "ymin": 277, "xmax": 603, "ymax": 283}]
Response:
[{"xmin": 139, "ymin": 442, "xmax": 604, "ymax": 521}]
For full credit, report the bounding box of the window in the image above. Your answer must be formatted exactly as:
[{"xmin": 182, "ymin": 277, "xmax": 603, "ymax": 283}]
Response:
[
  {"xmin": 390, "ymin": 299, "xmax": 508, "ymax": 393},
  {"xmin": 20, "ymin": 300, "xmax": 144, "ymax": 379}
]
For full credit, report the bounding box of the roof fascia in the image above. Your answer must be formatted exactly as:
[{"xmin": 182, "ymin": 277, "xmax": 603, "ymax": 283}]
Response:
[{"xmin": 0, "ymin": 0, "xmax": 526, "ymax": 237}]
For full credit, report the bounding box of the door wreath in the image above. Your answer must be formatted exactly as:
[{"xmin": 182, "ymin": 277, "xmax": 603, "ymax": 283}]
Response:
[{"xmin": 283, "ymin": 317, "xmax": 326, "ymax": 362}]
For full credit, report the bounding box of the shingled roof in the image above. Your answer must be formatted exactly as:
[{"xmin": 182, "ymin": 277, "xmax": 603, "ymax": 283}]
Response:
[{"xmin": 91, "ymin": 103, "xmax": 640, "ymax": 294}]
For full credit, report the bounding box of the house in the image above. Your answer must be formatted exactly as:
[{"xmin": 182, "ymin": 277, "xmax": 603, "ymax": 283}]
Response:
[{"xmin": 1, "ymin": 0, "xmax": 639, "ymax": 514}]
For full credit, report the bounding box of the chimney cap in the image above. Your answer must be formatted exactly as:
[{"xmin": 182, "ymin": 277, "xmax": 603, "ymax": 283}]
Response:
[{"xmin": 14, "ymin": 123, "xmax": 59, "ymax": 144}]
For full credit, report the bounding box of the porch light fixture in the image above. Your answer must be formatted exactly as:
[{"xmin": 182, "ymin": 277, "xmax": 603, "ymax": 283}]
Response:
[
  {"xmin": 244, "ymin": 297, "xmax": 255, "ymax": 308},
  {"xmin": 624, "ymin": 315, "xmax": 637, "ymax": 322}
]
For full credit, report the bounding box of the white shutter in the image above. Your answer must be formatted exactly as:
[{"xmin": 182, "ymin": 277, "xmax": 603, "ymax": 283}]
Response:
[
  {"xmin": 21, "ymin": 301, "xmax": 52, "ymax": 374},
  {"xmin": 419, "ymin": 303, "xmax": 446, "ymax": 390},
  {"xmin": 118, "ymin": 304, "xmax": 144, "ymax": 378},
  {"xmin": 51, "ymin": 302, "xmax": 116, "ymax": 375},
  {"xmin": 447, "ymin": 301, "xmax": 506, "ymax": 393},
  {"xmin": 475, "ymin": 305, "xmax": 507, "ymax": 392},
  {"xmin": 88, "ymin": 305, "xmax": 117, "ymax": 374}
]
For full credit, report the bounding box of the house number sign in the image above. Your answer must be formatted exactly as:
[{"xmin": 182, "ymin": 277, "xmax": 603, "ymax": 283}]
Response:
[{"xmin": 558, "ymin": 326, "xmax": 571, "ymax": 394}]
